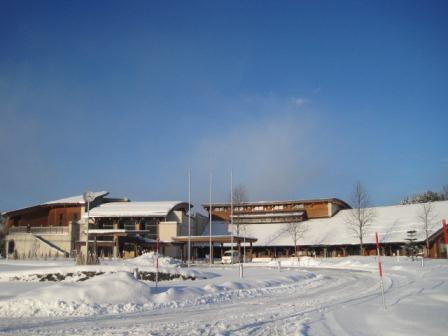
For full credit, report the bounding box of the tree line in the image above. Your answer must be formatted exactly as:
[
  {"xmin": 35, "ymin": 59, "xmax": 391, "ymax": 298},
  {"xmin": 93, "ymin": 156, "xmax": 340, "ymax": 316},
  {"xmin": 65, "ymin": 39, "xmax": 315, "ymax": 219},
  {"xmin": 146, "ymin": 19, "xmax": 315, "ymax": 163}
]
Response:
[{"xmin": 400, "ymin": 186, "xmax": 448, "ymax": 205}]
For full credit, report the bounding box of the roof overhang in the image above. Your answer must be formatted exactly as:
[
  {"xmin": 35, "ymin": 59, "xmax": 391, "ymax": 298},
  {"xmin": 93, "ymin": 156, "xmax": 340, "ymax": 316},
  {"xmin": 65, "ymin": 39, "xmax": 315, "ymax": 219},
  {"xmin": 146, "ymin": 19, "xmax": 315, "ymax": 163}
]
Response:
[
  {"xmin": 2, "ymin": 191, "xmax": 110, "ymax": 217},
  {"xmin": 88, "ymin": 201, "xmax": 190, "ymax": 218},
  {"xmin": 85, "ymin": 229, "xmax": 149, "ymax": 236},
  {"xmin": 203, "ymin": 198, "xmax": 351, "ymax": 209},
  {"xmin": 173, "ymin": 235, "xmax": 257, "ymax": 244}
]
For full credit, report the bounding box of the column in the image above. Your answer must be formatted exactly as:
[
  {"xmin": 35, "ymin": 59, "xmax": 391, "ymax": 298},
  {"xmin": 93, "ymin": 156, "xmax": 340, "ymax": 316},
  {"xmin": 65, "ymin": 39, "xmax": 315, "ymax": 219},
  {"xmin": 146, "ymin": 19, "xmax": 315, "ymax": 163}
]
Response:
[{"xmin": 113, "ymin": 235, "xmax": 119, "ymax": 258}]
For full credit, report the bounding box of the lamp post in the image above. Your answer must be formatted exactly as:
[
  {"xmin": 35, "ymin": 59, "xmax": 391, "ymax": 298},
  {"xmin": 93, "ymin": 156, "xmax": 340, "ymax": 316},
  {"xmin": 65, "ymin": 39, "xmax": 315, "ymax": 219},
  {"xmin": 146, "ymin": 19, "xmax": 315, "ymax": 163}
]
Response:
[{"xmin": 83, "ymin": 191, "xmax": 95, "ymax": 264}]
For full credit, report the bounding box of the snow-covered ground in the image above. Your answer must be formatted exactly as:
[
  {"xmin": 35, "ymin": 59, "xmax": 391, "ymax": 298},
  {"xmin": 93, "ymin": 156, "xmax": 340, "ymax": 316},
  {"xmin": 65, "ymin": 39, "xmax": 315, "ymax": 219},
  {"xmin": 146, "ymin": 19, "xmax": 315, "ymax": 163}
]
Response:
[{"xmin": 0, "ymin": 255, "xmax": 446, "ymax": 335}]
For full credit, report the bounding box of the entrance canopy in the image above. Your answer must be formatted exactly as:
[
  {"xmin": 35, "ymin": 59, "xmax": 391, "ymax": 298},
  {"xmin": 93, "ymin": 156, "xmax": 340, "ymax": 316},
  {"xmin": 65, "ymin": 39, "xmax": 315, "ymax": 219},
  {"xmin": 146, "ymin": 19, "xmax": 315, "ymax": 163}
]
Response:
[{"xmin": 172, "ymin": 235, "xmax": 257, "ymax": 244}]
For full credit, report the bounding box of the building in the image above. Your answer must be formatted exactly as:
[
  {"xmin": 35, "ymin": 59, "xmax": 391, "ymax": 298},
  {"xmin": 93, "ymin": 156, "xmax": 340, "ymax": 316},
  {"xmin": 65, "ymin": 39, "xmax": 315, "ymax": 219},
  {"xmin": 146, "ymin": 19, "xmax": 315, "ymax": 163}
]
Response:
[
  {"xmin": 203, "ymin": 199, "xmax": 448, "ymax": 259},
  {"xmin": 2, "ymin": 192, "xmax": 205, "ymax": 259},
  {"xmin": 2, "ymin": 191, "xmax": 114, "ymax": 258},
  {"xmin": 86, "ymin": 200, "xmax": 207, "ymax": 258},
  {"xmin": 3, "ymin": 192, "xmax": 447, "ymax": 260},
  {"xmin": 206, "ymin": 198, "xmax": 350, "ymax": 224}
]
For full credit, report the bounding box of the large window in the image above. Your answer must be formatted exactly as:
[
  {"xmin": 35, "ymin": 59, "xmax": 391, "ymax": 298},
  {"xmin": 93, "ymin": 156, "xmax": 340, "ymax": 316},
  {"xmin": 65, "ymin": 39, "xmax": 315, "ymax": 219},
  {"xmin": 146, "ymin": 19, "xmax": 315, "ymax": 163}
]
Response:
[{"xmin": 143, "ymin": 219, "xmax": 158, "ymax": 240}]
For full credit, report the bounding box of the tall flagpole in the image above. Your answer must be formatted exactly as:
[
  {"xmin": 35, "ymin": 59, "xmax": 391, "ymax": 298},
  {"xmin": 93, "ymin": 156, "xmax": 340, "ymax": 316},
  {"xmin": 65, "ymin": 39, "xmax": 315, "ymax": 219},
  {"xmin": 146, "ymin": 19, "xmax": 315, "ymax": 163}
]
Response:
[
  {"xmin": 209, "ymin": 173, "xmax": 213, "ymax": 266},
  {"xmin": 188, "ymin": 169, "xmax": 191, "ymax": 267},
  {"xmin": 230, "ymin": 169, "xmax": 234, "ymax": 255}
]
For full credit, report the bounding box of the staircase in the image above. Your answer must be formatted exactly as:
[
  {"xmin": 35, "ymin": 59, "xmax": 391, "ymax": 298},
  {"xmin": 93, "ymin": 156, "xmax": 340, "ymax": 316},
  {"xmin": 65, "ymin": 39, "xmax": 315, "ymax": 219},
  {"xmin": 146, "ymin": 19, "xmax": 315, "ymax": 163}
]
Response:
[{"xmin": 33, "ymin": 234, "xmax": 69, "ymax": 257}]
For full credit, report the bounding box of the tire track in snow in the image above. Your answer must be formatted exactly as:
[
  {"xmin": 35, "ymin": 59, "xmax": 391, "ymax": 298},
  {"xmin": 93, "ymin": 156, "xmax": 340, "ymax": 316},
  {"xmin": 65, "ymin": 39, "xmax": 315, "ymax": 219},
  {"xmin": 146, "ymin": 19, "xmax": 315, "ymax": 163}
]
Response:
[{"xmin": 0, "ymin": 269, "xmax": 381, "ymax": 336}]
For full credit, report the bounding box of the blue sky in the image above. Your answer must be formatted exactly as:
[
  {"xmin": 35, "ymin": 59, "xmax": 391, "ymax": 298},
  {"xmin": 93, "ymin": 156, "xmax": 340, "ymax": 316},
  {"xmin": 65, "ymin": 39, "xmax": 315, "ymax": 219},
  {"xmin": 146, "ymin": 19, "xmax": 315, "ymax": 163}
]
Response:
[{"xmin": 1, "ymin": 0, "xmax": 447, "ymax": 211}]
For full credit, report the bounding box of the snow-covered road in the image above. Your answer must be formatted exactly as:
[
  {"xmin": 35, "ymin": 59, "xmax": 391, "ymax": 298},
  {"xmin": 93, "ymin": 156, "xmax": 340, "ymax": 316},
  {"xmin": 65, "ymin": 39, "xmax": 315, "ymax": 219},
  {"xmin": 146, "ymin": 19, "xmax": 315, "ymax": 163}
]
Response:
[{"xmin": 0, "ymin": 257, "xmax": 446, "ymax": 335}]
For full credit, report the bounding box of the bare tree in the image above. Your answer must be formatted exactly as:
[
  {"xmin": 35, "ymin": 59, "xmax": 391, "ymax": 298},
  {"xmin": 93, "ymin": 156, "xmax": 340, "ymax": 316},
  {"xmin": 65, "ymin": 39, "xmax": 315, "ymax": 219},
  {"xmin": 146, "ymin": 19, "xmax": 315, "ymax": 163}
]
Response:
[
  {"xmin": 442, "ymin": 185, "xmax": 448, "ymax": 200},
  {"xmin": 231, "ymin": 184, "xmax": 248, "ymax": 236},
  {"xmin": 418, "ymin": 202, "xmax": 437, "ymax": 257},
  {"xmin": 345, "ymin": 182, "xmax": 375, "ymax": 256},
  {"xmin": 284, "ymin": 221, "xmax": 308, "ymax": 258}
]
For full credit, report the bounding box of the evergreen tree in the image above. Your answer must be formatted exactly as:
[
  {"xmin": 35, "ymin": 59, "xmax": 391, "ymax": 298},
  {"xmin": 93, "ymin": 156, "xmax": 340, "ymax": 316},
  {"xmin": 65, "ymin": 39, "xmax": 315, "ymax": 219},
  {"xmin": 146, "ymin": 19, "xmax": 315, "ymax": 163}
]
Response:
[{"xmin": 405, "ymin": 230, "xmax": 418, "ymax": 260}]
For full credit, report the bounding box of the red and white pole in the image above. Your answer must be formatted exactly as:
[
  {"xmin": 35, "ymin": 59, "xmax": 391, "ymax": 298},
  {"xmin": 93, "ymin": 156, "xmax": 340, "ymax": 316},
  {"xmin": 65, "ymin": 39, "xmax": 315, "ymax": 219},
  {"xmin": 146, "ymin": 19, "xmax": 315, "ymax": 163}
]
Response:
[
  {"xmin": 156, "ymin": 238, "xmax": 160, "ymax": 288},
  {"xmin": 443, "ymin": 219, "xmax": 448, "ymax": 258},
  {"xmin": 375, "ymin": 232, "xmax": 386, "ymax": 309}
]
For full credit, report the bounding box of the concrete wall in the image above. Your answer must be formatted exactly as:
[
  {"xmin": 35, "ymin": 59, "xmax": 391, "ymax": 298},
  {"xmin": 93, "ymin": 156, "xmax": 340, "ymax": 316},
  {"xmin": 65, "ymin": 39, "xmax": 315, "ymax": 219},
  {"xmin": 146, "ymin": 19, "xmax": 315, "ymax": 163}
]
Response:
[
  {"xmin": 159, "ymin": 221, "xmax": 178, "ymax": 241},
  {"xmin": 4, "ymin": 221, "xmax": 80, "ymax": 258},
  {"xmin": 5, "ymin": 232, "xmax": 71, "ymax": 258}
]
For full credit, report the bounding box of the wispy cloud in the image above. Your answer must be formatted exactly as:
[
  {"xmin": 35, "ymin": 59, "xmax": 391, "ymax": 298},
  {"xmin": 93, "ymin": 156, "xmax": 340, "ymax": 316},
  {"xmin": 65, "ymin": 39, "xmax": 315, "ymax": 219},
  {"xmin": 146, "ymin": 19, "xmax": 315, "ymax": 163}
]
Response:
[
  {"xmin": 292, "ymin": 97, "xmax": 307, "ymax": 107},
  {"xmin": 181, "ymin": 94, "xmax": 324, "ymax": 203}
]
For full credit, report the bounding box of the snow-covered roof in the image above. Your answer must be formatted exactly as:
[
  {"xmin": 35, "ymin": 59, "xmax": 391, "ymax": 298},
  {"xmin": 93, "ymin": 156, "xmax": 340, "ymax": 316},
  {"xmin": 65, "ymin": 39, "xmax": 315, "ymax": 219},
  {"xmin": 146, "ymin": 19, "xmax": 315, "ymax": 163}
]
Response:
[
  {"xmin": 88, "ymin": 201, "xmax": 189, "ymax": 218},
  {"xmin": 204, "ymin": 197, "xmax": 350, "ymax": 208},
  {"xmin": 44, "ymin": 191, "xmax": 109, "ymax": 205},
  {"xmin": 206, "ymin": 201, "xmax": 448, "ymax": 246},
  {"xmin": 3, "ymin": 191, "xmax": 109, "ymax": 215}
]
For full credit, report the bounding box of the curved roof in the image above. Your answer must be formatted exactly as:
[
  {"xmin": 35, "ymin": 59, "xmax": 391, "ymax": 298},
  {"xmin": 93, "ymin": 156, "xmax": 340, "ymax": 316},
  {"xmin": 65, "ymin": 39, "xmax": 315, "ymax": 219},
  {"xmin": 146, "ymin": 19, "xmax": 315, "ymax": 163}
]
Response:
[
  {"xmin": 204, "ymin": 198, "xmax": 351, "ymax": 209},
  {"xmin": 44, "ymin": 191, "xmax": 109, "ymax": 205},
  {"xmin": 207, "ymin": 201, "xmax": 448, "ymax": 246},
  {"xmin": 2, "ymin": 191, "xmax": 109, "ymax": 216},
  {"xmin": 88, "ymin": 201, "xmax": 190, "ymax": 218}
]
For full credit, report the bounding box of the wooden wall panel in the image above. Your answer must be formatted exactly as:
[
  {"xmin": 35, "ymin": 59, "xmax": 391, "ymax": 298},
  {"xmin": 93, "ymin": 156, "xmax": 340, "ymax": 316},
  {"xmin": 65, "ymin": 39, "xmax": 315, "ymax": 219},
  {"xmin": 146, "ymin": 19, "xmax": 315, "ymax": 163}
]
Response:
[
  {"xmin": 303, "ymin": 203, "xmax": 330, "ymax": 218},
  {"xmin": 17, "ymin": 208, "xmax": 49, "ymax": 227},
  {"xmin": 48, "ymin": 207, "xmax": 82, "ymax": 226},
  {"xmin": 208, "ymin": 201, "xmax": 333, "ymax": 221},
  {"xmin": 8, "ymin": 206, "xmax": 83, "ymax": 228}
]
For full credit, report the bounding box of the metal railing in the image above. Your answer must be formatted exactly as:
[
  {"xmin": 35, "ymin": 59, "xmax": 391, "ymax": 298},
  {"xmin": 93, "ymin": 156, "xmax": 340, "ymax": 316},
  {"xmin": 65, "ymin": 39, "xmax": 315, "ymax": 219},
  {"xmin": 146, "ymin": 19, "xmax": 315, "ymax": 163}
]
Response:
[
  {"xmin": 9, "ymin": 226, "xmax": 69, "ymax": 235},
  {"xmin": 31, "ymin": 226, "xmax": 68, "ymax": 235},
  {"xmin": 8, "ymin": 226, "xmax": 28, "ymax": 233}
]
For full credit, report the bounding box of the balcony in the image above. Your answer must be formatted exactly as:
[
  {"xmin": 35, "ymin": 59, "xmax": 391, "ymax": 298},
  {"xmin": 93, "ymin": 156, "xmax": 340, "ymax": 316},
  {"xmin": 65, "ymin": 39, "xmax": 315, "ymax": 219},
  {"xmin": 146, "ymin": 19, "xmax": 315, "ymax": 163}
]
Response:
[{"xmin": 9, "ymin": 226, "xmax": 69, "ymax": 235}]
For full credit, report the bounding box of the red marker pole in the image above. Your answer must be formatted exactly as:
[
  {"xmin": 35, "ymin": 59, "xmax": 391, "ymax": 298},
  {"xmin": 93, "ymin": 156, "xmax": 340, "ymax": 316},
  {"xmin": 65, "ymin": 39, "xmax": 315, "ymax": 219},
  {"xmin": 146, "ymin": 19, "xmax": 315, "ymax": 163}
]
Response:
[
  {"xmin": 375, "ymin": 232, "xmax": 386, "ymax": 309},
  {"xmin": 156, "ymin": 238, "xmax": 160, "ymax": 288},
  {"xmin": 443, "ymin": 219, "xmax": 448, "ymax": 258}
]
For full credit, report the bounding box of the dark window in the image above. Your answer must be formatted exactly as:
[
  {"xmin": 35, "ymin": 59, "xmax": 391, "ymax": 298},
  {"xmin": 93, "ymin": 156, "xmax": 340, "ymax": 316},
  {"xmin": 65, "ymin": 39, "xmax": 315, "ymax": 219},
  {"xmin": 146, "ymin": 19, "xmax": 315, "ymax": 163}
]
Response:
[
  {"xmin": 59, "ymin": 214, "xmax": 63, "ymax": 225},
  {"xmin": 8, "ymin": 240, "xmax": 15, "ymax": 254}
]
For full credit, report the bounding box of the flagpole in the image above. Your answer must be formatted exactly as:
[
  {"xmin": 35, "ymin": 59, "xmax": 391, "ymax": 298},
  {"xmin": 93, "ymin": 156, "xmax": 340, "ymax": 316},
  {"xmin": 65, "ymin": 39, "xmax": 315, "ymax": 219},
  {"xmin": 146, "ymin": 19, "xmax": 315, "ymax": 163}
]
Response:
[
  {"xmin": 230, "ymin": 169, "xmax": 234, "ymax": 256},
  {"xmin": 209, "ymin": 173, "xmax": 212, "ymax": 266},
  {"xmin": 188, "ymin": 169, "xmax": 191, "ymax": 267}
]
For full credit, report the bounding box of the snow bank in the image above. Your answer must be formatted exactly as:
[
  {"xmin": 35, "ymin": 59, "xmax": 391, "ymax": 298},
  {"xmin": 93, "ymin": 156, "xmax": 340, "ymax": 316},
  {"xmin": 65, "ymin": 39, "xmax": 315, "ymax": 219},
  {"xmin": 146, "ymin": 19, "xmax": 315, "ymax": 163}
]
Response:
[
  {"xmin": 121, "ymin": 252, "xmax": 181, "ymax": 267},
  {"xmin": 246, "ymin": 256, "xmax": 385, "ymax": 270},
  {"xmin": 0, "ymin": 253, "xmax": 204, "ymax": 283},
  {"xmin": 0, "ymin": 269, "xmax": 317, "ymax": 318}
]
